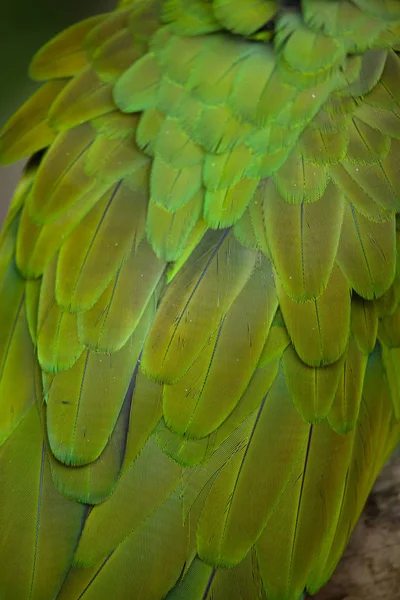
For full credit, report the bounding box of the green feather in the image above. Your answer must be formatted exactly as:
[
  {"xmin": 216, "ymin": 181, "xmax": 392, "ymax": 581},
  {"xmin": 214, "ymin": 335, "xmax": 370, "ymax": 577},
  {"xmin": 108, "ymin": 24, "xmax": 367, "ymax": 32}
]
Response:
[
  {"xmin": 142, "ymin": 230, "xmax": 256, "ymax": 382},
  {"xmin": 0, "ymin": 80, "xmax": 66, "ymax": 164},
  {"xmin": 277, "ymin": 264, "xmax": 351, "ymax": 366},
  {"xmin": 336, "ymin": 202, "xmax": 396, "ymax": 298},
  {"xmin": 1, "ymin": 3, "xmax": 400, "ymax": 599},
  {"xmin": 73, "ymin": 435, "xmax": 181, "ymax": 566},
  {"xmin": 46, "ymin": 301, "xmax": 153, "ymax": 465},
  {"xmin": 163, "ymin": 255, "xmax": 277, "ymax": 438},
  {"xmin": 0, "ymin": 404, "xmax": 85, "ymax": 599},
  {"xmin": 30, "ymin": 14, "xmax": 106, "ymax": 80},
  {"xmin": 263, "ymin": 178, "xmax": 344, "ymax": 300},
  {"xmin": 56, "ymin": 179, "xmax": 147, "ymax": 312},
  {"xmin": 328, "ymin": 337, "xmax": 368, "ymax": 433}
]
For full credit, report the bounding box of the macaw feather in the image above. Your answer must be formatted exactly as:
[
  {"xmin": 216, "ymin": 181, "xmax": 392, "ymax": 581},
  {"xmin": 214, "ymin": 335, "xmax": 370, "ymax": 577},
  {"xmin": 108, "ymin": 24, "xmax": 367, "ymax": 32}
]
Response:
[
  {"xmin": 0, "ymin": 80, "xmax": 67, "ymax": 163},
  {"xmin": 1, "ymin": 2, "xmax": 400, "ymax": 599},
  {"xmin": 0, "ymin": 404, "xmax": 85, "ymax": 600}
]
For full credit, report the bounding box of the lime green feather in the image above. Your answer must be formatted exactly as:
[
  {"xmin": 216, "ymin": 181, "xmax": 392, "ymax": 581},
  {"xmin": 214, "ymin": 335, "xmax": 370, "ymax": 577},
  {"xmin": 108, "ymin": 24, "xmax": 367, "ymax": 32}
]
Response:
[
  {"xmin": 29, "ymin": 124, "xmax": 98, "ymax": 222},
  {"xmin": 48, "ymin": 66, "xmax": 115, "ymax": 130},
  {"xmin": 351, "ymin": 295, "xmax": 378, "ymax": 353},
  {"xmin": 49, "ymin": 388, "xmax": 130, "ymax": 504},
  {"xmin": 78, "ymin": 240, "xmax": 165, "ymax": 352},
  {"xmin": 283, "ymin": 345, "xmax": 343, "ymax": 423}
]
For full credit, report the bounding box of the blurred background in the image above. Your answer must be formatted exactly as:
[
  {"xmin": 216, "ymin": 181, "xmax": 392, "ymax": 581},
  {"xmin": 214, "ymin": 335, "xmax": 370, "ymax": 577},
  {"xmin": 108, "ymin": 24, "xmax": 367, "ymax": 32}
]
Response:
[{"xmin": 1, "ymin": 2, "xmax": 400, "ymax": 599}]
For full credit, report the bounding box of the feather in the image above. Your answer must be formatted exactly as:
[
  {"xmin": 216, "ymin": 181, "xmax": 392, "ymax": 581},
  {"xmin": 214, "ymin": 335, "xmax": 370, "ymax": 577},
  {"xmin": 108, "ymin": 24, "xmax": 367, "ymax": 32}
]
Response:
[
  {"xmin": 0, "ymin": 404, "xmax": 85, "ymax": 599},
  {"xmin": 49, "ymin": 385, "xmax": 131, "ymax": 504},
  {"xmin": 92, "ymin": 29, "xmax": 144, "ymax": 83},
  {"xmin": 277, "ymin": 263, "xmax": 351, "ymax": 366},
  {"xmin": 48, "ymin": 66, "xmax": 115, "ymax": 130},
  {"xmin": 147, "ymin": 190, "xmax": 204, "ymax": 261},
  {"xmin": 0, "ymin": 80, "xmax": 66, "ymax": 164},
  {"xmin": 46, "ymin": 301, "xmax": 153, "ymax": 466},
  {"xmin": 213, "ymin": 0, "xmax": 277, "ymax": 36},
  {"xmin": 163, "ymin": 255, "xmax": 277, "ymax": 438},
  {"xmin": 328, "ymin": 337, "xmax": 368, "ymax": 433},
  {"xmin": 122, "ymin": 369, "xmax": 163, "ymax": 470},
  {"xmin": 113, "ymin": 52, "xmax": 161, "ymax": 112},
  {"xmin": 72, "ymin": 490, "xmax": 187, "ymax": 600},
  {"xmin": 204, "ymin": 177, "xmax": 259, "ymax": 228},
  {"xmin": 273, "ymin": 147, "xmax": 329, "ymax": 205},
  {"xmin": 29, "ymin": 14, "xmax": 106, "ymax": 80},
  {"xmin": 56, "ymin": 180, "xmax": 147, "ymax": 312},
  {"xmin": 156, "ymin": 421, "xmax": 209, "ymax": 467},
  {"xmin": 336, "ymin": 202, "xmax": 396, "ymax": 299},
  {"xmin": 142, "ymin": 230, "xmax": 256, "ymax": 382},
  {"xmin": 29, "ymin": 123, "xmax": 98, "ymax": 222},
  {"xmin": 37, "ymin": 256, "xmax": 85, "ymax": 373},
  {"xmin": 256, "ymin": 418, "xmax": 354, "ymax": 600},
  {"xmin": 73, "ymin": 435, "xmax": 181, "ymax": 566},
  {"xmin": 263, "ymin": 178, "xmax": 344, "ymax": 300},
  {"xmin": 315, "ymin": 349, "xmax": 394, "ymax": 589},
  {"xmin": 197, "ymin": 366, "xmax": 310, "ymax": 567},
  {"xmin": 351, "ymin": 294, "xmax": 378, "ymax": 353},
  {"xmin": 78, "ymin": 240, "xmax": 165, "ymax": 352},
  {"xmin": 0, "ymin": 221, "xmax": 36, "ymax": 442},
  {"xmin": 283, "ymin": 345, "xmax": 343, "ymax": 423}
]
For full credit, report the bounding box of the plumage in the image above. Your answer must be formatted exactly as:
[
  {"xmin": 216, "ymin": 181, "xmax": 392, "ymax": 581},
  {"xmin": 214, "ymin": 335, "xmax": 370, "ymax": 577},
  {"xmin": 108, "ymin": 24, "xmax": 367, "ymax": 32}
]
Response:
[{"xmin": 1, "ymin": 1, "xmax": 400, "ymax": 599}]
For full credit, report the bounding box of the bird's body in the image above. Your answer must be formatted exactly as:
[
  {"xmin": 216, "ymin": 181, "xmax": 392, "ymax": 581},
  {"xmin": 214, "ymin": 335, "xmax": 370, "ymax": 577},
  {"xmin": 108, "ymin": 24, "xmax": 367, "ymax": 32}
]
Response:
[{"xmin": 1, "ymin": 1, "xmax": 400, "ymax": 599}]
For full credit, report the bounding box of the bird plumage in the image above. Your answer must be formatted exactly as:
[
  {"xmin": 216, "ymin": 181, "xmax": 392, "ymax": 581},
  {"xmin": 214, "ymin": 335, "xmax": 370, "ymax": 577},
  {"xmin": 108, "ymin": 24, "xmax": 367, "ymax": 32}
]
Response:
[{"xmin": 1, "ymin": 1, "xmax": 400, "ymax": 598}]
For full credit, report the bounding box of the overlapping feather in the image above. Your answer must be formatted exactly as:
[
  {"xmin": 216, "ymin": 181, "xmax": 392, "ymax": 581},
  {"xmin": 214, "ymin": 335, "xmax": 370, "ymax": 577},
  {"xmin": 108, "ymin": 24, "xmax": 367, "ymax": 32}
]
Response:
[{"xmin": 1, "ymin": 1, "xmax": 400, "ymax": 599}]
